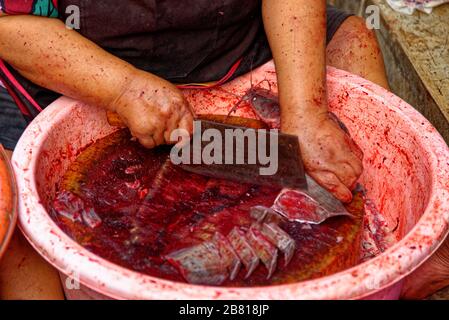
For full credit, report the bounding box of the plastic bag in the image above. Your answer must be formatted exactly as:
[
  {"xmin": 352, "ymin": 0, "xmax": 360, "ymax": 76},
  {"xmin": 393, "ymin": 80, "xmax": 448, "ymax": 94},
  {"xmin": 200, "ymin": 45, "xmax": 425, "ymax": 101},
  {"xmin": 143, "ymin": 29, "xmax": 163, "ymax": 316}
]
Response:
[{"xmin": 387, "ymin": 0, "xmax": 449, "ymax": 14}]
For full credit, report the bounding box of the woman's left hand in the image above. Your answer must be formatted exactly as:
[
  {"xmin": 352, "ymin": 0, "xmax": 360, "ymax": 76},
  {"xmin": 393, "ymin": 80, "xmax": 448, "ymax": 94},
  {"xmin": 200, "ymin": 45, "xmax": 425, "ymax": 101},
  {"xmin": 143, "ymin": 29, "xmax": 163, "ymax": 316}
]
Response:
[{"xmin": 292, "ymin": 111, "xmax": 364, "ymax": 203}]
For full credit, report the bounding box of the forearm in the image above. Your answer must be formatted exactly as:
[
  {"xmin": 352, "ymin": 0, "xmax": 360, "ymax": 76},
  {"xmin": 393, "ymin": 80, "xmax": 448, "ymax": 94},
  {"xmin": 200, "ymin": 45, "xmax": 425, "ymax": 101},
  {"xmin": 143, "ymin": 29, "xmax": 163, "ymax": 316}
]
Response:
[
  {"xmin": 0, "ymin": 15, "xmax": 136, "ymax": 109},
  {"xmin": 262, "ymin": 0, "xmax": 327, "ymax": 133}
]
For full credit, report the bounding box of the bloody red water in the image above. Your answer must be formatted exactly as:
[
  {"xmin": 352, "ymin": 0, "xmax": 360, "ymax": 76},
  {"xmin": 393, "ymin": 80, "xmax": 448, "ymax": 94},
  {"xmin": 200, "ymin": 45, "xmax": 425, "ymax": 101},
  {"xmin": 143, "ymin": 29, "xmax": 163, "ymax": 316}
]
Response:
[{"xmin": 50, "ymin": 130, "xmax": 364, "ymax": 286}]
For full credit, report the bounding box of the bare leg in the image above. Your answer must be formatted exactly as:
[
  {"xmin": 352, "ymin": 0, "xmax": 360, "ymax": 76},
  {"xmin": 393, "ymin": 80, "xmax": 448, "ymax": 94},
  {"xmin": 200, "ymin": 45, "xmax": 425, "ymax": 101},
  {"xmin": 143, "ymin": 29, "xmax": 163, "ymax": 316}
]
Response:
[
  {"xmin": 0, "ymin": 150, "xmax": 64, "ymax": 300},
  {"xmin": 326, "ymin": 16, "xmax": 390, "ymax": 89}
]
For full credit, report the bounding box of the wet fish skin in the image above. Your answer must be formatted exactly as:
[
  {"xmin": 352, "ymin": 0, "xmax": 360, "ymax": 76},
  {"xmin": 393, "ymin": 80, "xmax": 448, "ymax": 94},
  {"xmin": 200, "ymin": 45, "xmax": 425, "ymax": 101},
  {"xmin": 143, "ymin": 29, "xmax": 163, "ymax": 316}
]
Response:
[
  {"xmin": 165, "ymin": 240, "xmax": 228, "ymax": 285},
  {"xmin": 214, "ymin": 232, "xmax": 241, "ymax": 281},
  {"xmin": 228, "ymin": 227, "xmax": 260, "ymax": 279},
  {"xmin": 261, "ymin": 223, "xmax": 296, "ymax": 267},
  {"xmin": 247, "ymin": 227, "xmax": 278, "ymax": 279}
]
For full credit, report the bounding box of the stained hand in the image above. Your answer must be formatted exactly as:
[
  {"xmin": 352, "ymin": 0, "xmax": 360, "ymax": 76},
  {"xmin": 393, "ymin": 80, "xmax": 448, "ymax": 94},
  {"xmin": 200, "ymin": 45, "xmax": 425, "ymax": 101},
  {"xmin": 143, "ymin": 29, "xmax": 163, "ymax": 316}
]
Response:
[
  {"xmin": 110, "ymin": 70, "xmax": 194, "ymax": 148},
  {"xmin": 295, "ymin": 112, "xmax": 364, "ymax": 203}
]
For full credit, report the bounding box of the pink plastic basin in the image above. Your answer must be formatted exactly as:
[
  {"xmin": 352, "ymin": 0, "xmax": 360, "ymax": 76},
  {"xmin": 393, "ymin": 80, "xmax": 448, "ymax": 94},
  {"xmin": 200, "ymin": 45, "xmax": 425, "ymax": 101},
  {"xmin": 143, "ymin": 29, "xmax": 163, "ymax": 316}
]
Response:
[{"xmin": 12, "ymin": 62, "xmax": 449, "ymax": 299}]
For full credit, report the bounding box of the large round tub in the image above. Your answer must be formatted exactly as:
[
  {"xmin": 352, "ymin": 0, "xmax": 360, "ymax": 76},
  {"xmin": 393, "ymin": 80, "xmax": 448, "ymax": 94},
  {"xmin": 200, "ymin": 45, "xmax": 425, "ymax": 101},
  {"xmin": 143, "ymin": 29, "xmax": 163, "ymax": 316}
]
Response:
[{"xmin": 12, "ymin": 62, "xmax": 449, "ymax": 299}]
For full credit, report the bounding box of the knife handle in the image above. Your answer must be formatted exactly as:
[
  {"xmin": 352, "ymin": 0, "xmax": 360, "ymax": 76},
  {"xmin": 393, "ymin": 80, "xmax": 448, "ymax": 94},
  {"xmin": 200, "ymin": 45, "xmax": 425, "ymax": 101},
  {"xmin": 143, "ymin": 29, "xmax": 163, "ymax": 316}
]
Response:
[
  {"xmin": 106, "ymin": 111, "xmax": 126, "ymax": 127},
  {"xmin": 106, "ymin": 111, "xmax": 269, "ymax": 130}
]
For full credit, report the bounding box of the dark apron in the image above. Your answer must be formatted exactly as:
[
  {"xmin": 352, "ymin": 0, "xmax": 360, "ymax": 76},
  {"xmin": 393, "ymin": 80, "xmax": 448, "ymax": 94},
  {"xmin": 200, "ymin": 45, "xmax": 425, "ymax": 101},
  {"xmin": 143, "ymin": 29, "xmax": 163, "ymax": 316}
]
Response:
[{"xmin": 0, "ymin": 0, "xmax": 271, "ymax": 119}]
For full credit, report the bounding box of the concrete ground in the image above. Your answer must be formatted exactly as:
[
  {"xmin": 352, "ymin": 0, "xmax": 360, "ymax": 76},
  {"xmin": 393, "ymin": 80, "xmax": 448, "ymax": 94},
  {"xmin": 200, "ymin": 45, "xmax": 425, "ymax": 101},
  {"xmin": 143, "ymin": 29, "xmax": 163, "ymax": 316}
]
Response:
[{"xmin": 329, "ymin": 0, "xmax": 449, "ymax": 299}]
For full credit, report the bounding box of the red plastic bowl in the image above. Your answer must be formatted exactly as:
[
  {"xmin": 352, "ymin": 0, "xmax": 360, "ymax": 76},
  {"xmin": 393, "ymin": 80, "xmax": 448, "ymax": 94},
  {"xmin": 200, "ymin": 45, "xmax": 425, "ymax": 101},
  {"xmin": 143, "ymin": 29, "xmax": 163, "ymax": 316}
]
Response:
[{"xmin": 12, "ymin": 62, "xmax": 449, "ymax": 299}]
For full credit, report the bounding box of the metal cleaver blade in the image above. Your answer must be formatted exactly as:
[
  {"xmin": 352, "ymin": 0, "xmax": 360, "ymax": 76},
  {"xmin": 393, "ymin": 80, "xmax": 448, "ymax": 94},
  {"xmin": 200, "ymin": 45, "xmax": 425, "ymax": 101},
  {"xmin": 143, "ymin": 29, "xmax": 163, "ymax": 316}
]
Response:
[{"xmin": 175, "ymin": 120, "xmax": 307, "ymax": 190}]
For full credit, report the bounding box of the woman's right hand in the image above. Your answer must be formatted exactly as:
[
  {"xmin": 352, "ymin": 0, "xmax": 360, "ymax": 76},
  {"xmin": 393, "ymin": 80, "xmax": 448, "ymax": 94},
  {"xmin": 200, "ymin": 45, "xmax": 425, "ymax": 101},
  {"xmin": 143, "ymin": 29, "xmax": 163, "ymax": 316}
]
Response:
[{"xmin": 110, "ymin": 69, "xmax": 194, "ymax": 148}]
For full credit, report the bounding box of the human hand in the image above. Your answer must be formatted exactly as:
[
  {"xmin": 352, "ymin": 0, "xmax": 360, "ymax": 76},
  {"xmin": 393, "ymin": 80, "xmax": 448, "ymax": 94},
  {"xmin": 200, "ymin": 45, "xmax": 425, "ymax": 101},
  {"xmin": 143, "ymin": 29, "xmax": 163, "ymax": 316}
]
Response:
[
  {"xmin": 109, "ymin": 70, "xmax": 194, "ymax": 148},
  {"xmin": 294, "ymin": 111, "xmax": 364, "ymax": 203}
]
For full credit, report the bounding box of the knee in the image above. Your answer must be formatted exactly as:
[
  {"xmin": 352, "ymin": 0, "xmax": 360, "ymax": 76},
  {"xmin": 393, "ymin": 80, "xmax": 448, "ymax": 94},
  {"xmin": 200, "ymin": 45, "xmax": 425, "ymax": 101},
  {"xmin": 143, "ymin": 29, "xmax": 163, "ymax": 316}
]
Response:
[
  {"xmin": 327, "ymin": 16, "xmax": 389, "ymax": 89},
  {"xmin": 344, "ymin": 16, "xmax": 376, "ymax": 39},
  {"xmin": 328, "ymin": 16, "xmax": 381, "ymax": 60},
  {"xmin": 331, "ymin": 16, "xmax": 379, "ymax": 51}
]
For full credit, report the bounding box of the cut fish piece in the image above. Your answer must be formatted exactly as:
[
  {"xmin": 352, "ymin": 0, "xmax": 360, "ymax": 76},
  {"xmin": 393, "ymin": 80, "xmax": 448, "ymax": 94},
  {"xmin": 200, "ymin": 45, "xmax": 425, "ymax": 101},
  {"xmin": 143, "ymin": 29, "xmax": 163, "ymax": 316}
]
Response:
[
  {"xmin": 227, "ymin": 227, "xmax": 259, "ymax": 278},
  {"xmin": 81, "ymin": 208, "xmax": 102, "ymax": 229},
  {"xmin": 165, "ymin": 240, "xmax": 228, "ymax": 285},
  {"xmin": 52, "ymin": 190, "xmax": 102, "ymax": 229},
  {"xmin": 52, "ymin": 191, "xmax": 85, "ymax": 223},
  {"xmin": 247, "ymin": 227, "xmax": 278, "ymax": 279},
  {"xmin": 273, "ymin": 186, "xmax": 352, "ymax": 224},
  {"xmin": 273, "ymin": 189, "xmax": 326, "ymax": 223},
  {"xmin": 250, "ymin": 206, "xmax": 283, "ymax": 225},
  {"xmin": 261, "ymin": 223, "xmax": 295, "ymax": 266},
  {"xmin": 214, "ymin": 232, "xmax": 241, "ymax": 280},
  {"xmin": 250, "ymin": 206, "xmax": 269, "ymax": 223}
]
